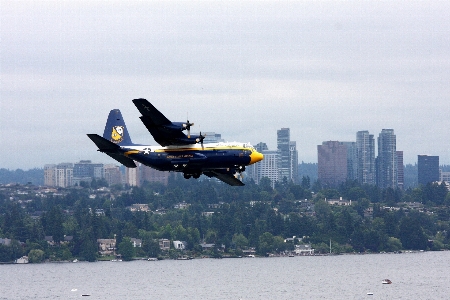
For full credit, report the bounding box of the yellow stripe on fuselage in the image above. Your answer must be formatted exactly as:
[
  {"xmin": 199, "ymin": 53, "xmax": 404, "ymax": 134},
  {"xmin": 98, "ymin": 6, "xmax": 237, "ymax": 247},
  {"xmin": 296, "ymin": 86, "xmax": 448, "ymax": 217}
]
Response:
[
  {"xmin": 124, "ymin": 150, "xmax": 140, "ymax": 157},
  {"xmin": 153, "ymin": 146, "xmax": 252, "ymax": 153}
]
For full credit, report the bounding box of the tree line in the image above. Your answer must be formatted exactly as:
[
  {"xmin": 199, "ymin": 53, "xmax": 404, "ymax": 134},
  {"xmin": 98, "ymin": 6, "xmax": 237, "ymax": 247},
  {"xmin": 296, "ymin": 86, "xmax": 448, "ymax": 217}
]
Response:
[{"xmin": 1, "ymin": 174, "xmax": 450, "ymax": 262}]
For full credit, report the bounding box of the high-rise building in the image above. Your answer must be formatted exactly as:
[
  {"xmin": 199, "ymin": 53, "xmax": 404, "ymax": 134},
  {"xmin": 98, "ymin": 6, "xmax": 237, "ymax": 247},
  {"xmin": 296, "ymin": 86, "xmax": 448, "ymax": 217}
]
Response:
[
  {"xmin": 104, "ymin": 164, "xmax": 122, "ymax": 186},
  {"xmin": 72, "ymin": 160, "xmax": 104, "ymax": 185},
  {"xmin": 200, "ymin": 132, "xmax": 224, "ymax": 144},
  {"xmin": 255, "ymin": 142, "xmax": 268, "ymax": 152},
  {"xmin": 45, "ymin": 163, "xmax": 73, "ymax": 188},
  {"xmin": 247, "ymin": 142, "xmax": 269, "ymax": 183},
  {"xmin": 376, "ymin": 129, "xmax": 397, "ymax": 189},
  {"xmin": 356, "ymin": 131, "xmax": 375, "ymax": 185},
  {"xmin": 126, "ymin": 164, "xmax": 140, "ymax": 186},
  {"xmin": 277, "ymin": 128, "xmax": 291, "ymax": 181},
  {"xmin": 342, "ymin": 141, "xmax": 357, "ymax": 181},
  {"xmin": 289, "ymin": 141, "xmax": 299, "ymax": 184},
  {"xmin": 397, "ymin": 151, "xmax": 404, "ymax": 189},
  {"xmin": 257, "ymin": 150, "xmax": 279, "ymax": 187},
  {"xmin": 317, "ymin": 141, "xmax": 348, "ymax": 187},
  {"xmin": 440, "ymin": 169, "xmax": 450, "ymax": 184},
  {"xmin": 44, "ymin": 164, "xmax": 57, "ymax": 186},
  {"xmin": 418, "ymin": 155, "xmax": 439, "ymax": 185},
  {"xmin": 141, "ymin": 165, "xmax": 170, "ymax": 185}
]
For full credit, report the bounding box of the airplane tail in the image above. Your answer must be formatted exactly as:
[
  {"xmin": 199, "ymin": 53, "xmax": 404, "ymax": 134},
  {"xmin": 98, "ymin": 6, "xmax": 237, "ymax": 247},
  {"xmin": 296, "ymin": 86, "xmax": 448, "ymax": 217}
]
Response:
[{"xmin": 102, "ymin": 109, "xmax": 134, "ymax": 146}]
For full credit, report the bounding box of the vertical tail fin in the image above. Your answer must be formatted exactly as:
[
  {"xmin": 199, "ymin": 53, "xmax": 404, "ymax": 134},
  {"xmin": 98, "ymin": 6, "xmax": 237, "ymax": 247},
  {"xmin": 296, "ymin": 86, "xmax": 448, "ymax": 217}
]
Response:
[{"xmin": 103, "ymin": 109, "xmax": 134, "ymax": 146}]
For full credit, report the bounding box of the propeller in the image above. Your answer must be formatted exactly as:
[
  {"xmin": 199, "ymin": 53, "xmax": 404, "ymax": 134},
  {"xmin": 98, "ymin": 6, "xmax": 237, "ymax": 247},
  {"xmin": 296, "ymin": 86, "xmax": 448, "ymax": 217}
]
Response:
[
  {"xmin": 183, "ymin": 120, "xmax": 194, "ymax": 138},
  {"xmin": 196, "ymin": 132, "xmax": 206, "ymax": 149}
]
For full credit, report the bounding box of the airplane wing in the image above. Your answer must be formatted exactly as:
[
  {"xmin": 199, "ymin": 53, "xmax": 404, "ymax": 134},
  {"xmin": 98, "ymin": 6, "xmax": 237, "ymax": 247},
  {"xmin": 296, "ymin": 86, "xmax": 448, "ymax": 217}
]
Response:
[
  {"xmin": 132, "ymin": 98, "xmax": 195, "ymax": 147},
  {"xmin": 203, "ymin": 170, "xmax": 245, "ymax": 186}
]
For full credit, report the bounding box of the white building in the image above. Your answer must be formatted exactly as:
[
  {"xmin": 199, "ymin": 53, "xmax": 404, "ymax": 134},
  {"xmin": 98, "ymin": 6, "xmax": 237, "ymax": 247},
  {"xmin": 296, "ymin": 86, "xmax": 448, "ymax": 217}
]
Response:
[
  {"xmin": 173, "ymin": 240, "xmax": 187, "ymax": 250},
  {"xmin": 258, "ymin": 150, "xmax": 279, "ymax": 187},
  {"xmin": 44, "ymin": 163, "xmax": 73, "ymax": 188}
]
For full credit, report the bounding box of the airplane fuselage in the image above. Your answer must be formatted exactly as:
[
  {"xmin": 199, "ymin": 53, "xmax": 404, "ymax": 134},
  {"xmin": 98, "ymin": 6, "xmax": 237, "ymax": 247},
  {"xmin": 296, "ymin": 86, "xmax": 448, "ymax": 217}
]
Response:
[{"xmin": 121, "ymin": 142, "xmax": 261, "ymax": 178}]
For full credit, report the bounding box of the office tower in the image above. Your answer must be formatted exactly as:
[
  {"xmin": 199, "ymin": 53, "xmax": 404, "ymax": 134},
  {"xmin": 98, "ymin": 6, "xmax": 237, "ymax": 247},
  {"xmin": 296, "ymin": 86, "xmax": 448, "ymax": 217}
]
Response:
[
  {"xmin": 247, "ymin": 142, "xmax": 269, "ymax": 183},
  {"xmin": 418, "ymin": 155, "xmax": 439, "ymax": 185},
  {"xmin": 140, "ymin": 165, "xmax": 170, "ymax": 185},
  {"xmin": 342, "ymin": 141, "xmax": 357, "ymax": 181},
  {"xmin": 45, "ymin": 163, "xmax": 73, "ymax": 188},
  {"xmin": 376, "ymin": 129, "xmax": 397, "ymax": 189},
  {"xmin": 104, "ymin": 164, "xmax": 122, "ymax": 186},
  {"xmin": 44, "ymin": 164, "xmax": 57, "ymax": 186},
  {"xmin": 73, "ymin": 160, "xmax": 104, "ymax": 183},
  {"xmin": 257, "ymin": 150, "xmax": 279, "ymax": 187},
  {"xmin": 356, "ymin": 131, "xmax": 375, "ymax": 185},
  {"xmin": 317, "ymin": 141, "xmax": 348, "ymax": 187},
  {"xmin": 397, "ymin": 151, "xmax": 404, "ymax": 189},
  {"xmin": 440, "ymin": 169, "xmax": 450, "ymax": 184},
  {"xmin": 126, "ymin": 164, "xmax": 140, "ymax": 186},
  {"xmin": 289, "ymin": 141, "xmax": 299, "ymax": 184},
  {"xmin": 57, "ymin": 163, "xmax": 73, "ymax": 188},
  {"xmin": 255, "ymin": 142, "xmax": 268, "ymax": 152},
  {"xmin": 277, "ymin": 128, "xmax": 291, "ymax": 181},
  {"xmin": 200, "ymin": 132, "xmax": 224, "ymax": 144}
]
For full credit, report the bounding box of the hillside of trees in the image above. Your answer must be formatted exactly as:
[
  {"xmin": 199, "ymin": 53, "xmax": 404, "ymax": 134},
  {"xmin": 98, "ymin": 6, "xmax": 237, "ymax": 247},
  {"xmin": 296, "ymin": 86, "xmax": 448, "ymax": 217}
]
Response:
[
  {"xmin": 1, "ymin": 174, "xmax": 450, "ymax": 263},
  {"xmin": 0, "ymin": 168, "xmax": 44, "ymax": 185}
]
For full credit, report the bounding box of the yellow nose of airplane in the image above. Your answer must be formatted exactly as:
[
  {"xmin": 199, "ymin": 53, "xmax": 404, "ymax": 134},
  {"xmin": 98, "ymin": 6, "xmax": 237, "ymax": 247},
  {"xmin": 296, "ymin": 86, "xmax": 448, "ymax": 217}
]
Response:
[{"xmin": 249, "ymin": 151, "xmax": 264, "ymax": 165}]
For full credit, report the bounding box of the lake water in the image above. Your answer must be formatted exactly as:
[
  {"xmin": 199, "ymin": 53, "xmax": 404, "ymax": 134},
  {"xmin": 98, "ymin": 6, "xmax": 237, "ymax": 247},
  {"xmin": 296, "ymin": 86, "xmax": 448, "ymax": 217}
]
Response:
[{"xmin": 1, "ymin": 251, "xmax": 449, "ymax": 299}]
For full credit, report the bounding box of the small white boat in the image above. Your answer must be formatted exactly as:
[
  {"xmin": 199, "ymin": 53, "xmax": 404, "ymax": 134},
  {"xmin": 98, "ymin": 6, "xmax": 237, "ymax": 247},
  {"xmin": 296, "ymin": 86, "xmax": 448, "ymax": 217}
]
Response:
[{"xmin": 382, "ymin": 279, "xmax": 392, "ymax": 284}]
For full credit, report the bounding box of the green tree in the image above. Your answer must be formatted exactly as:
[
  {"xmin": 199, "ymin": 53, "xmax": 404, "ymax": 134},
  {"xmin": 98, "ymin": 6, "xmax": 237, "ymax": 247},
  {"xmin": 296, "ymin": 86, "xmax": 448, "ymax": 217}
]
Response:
[
  {"xmin": 232, "ymin": 233, "xmax": 248, "ymax": 250},
  {"xmin": 385, "ymin": 237, "xmax": 402, "ymax": 252},
  {"xmin": 118, "ymin": 237, "xmax": 135, "ymax": 261},
  {"xmin": 78, "ymin": 229, "xmax": 98, "ymax": 262},
  {"xmin": 399, "ymin": 213, "xmax": 428, "ymax": 250},
  {"xmin": 41, "ymin": 206, "xmax": 64, "ymax": 243},
  {"xmin": 28, "ymin": 249, "xmax": 45, "ymax": 263}
]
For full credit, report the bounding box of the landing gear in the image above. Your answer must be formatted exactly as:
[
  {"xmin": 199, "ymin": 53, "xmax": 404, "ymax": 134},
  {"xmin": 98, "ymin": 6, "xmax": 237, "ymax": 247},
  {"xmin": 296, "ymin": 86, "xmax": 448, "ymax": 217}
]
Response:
[{"xmin": 183, "ymin": 172, "xmax": 201, "ymax": 180}]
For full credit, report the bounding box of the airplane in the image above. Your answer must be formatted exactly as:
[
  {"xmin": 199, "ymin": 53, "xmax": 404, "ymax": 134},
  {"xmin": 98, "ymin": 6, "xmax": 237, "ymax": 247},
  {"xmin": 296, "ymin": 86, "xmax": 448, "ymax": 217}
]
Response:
[{"xmin": 87, "ymin": 98, "xmax": 264, "ymax": 186}]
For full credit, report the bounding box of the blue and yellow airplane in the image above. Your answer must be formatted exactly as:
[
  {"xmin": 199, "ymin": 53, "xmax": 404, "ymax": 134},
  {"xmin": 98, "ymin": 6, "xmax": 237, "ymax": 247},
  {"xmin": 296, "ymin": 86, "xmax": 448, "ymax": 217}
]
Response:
[{"xmin": 87, "ymin": 99, "xmax": 264, "ymax": 186}]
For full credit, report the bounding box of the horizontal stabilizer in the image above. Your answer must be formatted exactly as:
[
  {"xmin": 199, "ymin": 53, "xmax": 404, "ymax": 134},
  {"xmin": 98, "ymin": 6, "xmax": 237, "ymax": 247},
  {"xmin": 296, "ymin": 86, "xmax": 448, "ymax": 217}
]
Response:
[
  {"xmin": 87, "ymin": 134, "xmax": 120, "ymax": 152},
  {"xmin": 106, "ymin": 153, "xmax": 137, "ymax": 168},
  {"xmin": 87, "ymin": 134, "xmax": 136, "ymax": 168}
]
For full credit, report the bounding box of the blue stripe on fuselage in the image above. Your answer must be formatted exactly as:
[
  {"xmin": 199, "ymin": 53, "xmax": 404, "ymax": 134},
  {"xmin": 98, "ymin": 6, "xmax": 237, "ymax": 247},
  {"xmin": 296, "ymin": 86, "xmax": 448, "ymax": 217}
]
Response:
[{"xmin": 127, "ymin": 148, "xmax": 251, "ymax": 171}]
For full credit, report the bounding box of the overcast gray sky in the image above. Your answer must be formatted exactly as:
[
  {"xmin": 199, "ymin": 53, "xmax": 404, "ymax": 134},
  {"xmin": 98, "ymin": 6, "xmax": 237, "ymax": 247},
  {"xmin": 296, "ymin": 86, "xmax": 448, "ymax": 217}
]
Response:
[{"xmin": 1, "ymin": 1, "xmax": 450, "ymax": 170}]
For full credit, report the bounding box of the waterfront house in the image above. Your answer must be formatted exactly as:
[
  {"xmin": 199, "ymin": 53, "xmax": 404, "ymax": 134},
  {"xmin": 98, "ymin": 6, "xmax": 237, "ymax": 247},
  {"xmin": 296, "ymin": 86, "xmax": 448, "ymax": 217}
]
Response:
[
  {"xmin": 15, "ymin": 256, "xmax": 29, "ymax": 264},
  {"xmin": 173, "ymin": 240, "xmax": 187, "ymax": 250},
  {"xmin": 294, "ymin": 244, "xmax": 314, "ymax": 255},
  {"xmin": 159, "ymin": 239, "xmax": 170, "ymax": 251},
  {"xmin": 130, "ymin": 238, "xmax": 142, "ymax": 248},
  {"xmin": 0, "ymin": 238, "xmax": 11, "ymax": 246},
  {"xmin": 97, "ymin": 238, "xmax": 116, "ymax": 255}
]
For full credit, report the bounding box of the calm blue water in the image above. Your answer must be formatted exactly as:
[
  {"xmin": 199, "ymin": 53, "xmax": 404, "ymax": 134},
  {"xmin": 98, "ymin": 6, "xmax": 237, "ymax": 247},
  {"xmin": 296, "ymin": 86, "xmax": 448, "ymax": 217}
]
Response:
[{"xmin": 1, "ymin": 251, "xmax": 449, "ymax": 299}]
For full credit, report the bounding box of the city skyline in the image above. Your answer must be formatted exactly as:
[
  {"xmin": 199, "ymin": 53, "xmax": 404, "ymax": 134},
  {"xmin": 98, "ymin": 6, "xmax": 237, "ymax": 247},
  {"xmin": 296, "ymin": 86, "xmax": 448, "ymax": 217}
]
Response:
[{"xmin": 2, "ymin": 2, "xmax": 450, "ymax": 169}]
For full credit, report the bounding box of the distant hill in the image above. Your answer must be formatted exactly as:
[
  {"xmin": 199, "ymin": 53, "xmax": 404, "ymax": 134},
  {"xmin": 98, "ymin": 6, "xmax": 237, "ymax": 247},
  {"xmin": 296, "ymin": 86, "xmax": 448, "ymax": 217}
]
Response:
[{"xmin": 0, "ymin": 168, "xmax": 44, "ymax": 185}]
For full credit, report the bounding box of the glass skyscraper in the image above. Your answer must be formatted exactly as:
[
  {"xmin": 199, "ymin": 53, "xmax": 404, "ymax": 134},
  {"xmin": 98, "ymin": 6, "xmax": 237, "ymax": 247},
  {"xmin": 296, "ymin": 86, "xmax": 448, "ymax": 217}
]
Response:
[{"xmin": 376, "ymin": 129, "xmax": 398, "ymax": 189}]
